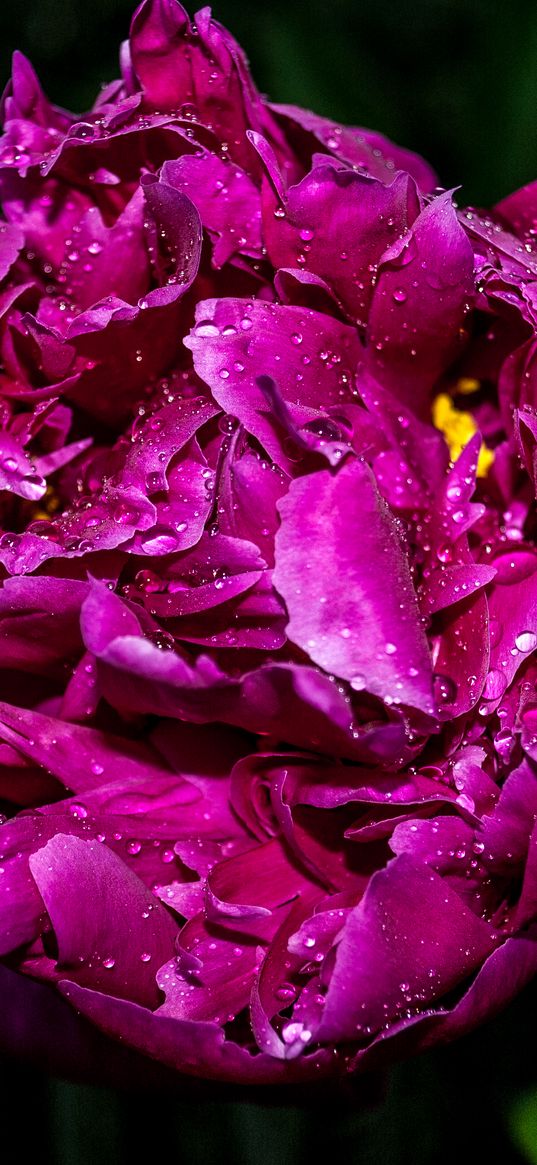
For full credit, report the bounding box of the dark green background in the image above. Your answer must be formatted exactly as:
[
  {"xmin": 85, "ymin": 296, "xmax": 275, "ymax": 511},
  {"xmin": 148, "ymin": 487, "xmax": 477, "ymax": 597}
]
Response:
[
  {"xmin": 2, "ymin": 0, "xmax": 537, "ymax": 204},
  {"xmin": 2, "ymin": 2, "xmax": 537, "ymax": 1161}
]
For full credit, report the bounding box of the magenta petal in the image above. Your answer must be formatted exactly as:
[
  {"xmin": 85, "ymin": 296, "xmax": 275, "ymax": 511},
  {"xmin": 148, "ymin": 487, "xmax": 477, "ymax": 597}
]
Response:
[
  {"xmin": 0, "ymin": 220, "xmax": 24, "ymax": 280},
  {"xmin": 0, "ymin": 817, "xmax": 49, "ymax": 955},
  {"xmin": 419, "ymin": 563, "xmax": 496, "ymax": 616},
  {"xmin": 141, "ymin": 173, "xmax": 202, "ymax": 305},
  {"xmin": 432, "ymin": 586, "xmax": 491, "ymax": 717},
  {"xmin": 0, "ymin": 700, "xmax": 177, "ymax": 794},
  {"xmin": 0, "ymin": 577, "xmax": 87, "ymax": 674},
  {"xmin": 314, "ymin": 855, "xmax": 495, "ymax": 1043},
  {"xmin": 273, "ymin": 459, "xmax": 434, "ymax": 712},
  {"xmin": 0, "ymin": 431, "xmax": 46, "ymax": 501},
  {"xmin": 1, "ymin": 0, "xmax": 536, "ymax": 1088},
  {"xmin": 206, "ymin": 837, "xmax": 311, "ymax": 932},
  {"xmin": 480, "ymin": 760, "xmax": 537, "ymax": 870},
  {"xmin": 484, "ymin": 549, "xmax": 537, "ymax": 703},
  {"xmin": 82, "ymin": 588, "xmax": 394, "ymax": 760},
  {"xmin": 263, "ymin": 164, "xmax": 420, "ymax": 326},
  {"xmin": 129, "ymin": 0, "xmax": 190, "ymax": 109},
  {"xmin": 496, "ymin": 181, "xmax": 537, "ymax": 236},
  {"xmin": 29, "ymin": 834, "xmax": 178, "ymax": 1005},
  {"xmin": 162, "ymin": 155, "xmax": 262, "ymax": 267},
  {"xmin": 185, "ymin": 298, "xmax": 363, "ymax": 471},
  {"xmin": 367, "ymin": 192, "xmax": 475, "ymax": 411},
  {"xmin": 159, "ymin": 933, "xmax": 257, "ymax": 1024},
  {"xmin": 61, "ymin": 190, "xmax": 149, "ymax": 310}
]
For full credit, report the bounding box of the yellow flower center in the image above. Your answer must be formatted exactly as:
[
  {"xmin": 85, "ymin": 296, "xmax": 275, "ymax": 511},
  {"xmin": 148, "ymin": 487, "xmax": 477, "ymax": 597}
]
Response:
[
  {"xmin": 30, "ymin": 484, "xmax": 61, "ymax": 522},
  {"xmin": 432, "ymin": 390, "xmax": 494, "ymax": 478}
]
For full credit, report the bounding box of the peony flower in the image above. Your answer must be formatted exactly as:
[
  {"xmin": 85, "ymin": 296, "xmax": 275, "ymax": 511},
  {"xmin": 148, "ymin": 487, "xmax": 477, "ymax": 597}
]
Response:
[{"xmin": 1, "ymin": 0, "xmax": 537, "ymax": 1087}]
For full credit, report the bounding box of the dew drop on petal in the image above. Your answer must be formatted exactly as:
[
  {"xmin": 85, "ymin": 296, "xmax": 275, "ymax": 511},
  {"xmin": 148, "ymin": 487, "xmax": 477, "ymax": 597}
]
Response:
[
  {"xmin": 275, "ymin": 984, "xmax": 298, "ymax": 1004},
  {"xmin": 69, "ymin": 802, "xmax": 88, "ymax": 818},
  {"xmin": 515, "ymin": 630, "xmax": 537, "ymax": 653},
  {"xmin": 433, "ymin": 673, "xmax": 457, "ymax": 706},
  {"xmin": 140, "ymin": 527, "xmax": 178, "ymax": 555}
]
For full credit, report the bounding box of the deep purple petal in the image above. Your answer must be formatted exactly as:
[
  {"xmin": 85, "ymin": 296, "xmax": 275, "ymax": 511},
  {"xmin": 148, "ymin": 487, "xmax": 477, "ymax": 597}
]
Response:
[
  {"xmin": 29, "ymin": 834, "xmax": 178, "ymax": 1004},
  {"xmin": 367, "ymin": 192, "xmax": 475, "ymax": 412},
  {"xmin": 312, "ymin": 855, "xmax": 496, "ymax": 1043},
  {"xmin": 273, "ymin": 459, "xmax": 434, "ymax": 712}
]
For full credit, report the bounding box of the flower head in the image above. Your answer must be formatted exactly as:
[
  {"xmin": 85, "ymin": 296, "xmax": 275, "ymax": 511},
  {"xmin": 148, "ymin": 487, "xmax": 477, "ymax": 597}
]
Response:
[{"xmin": 1, "ymin": 0, "xmax": 537, "ymax": 1087}]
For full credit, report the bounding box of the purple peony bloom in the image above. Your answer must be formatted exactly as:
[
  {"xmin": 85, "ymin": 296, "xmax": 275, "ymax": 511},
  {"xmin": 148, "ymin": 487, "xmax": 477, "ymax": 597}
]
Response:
[{"xmin": 2, "ymin": 0, "xmax": 537, "ymax": 1089}]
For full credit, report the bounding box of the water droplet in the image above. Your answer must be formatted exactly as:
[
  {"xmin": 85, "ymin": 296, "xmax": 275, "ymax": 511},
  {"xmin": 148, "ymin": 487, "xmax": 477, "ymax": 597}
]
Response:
[
  {"xmin": 113, "ymin": 501, "xmax": 139, "ymax": 525},
  {"xmin": 515, "ymin": 630, "xmax": 537, "ymax": 653},
  {"xmin": 433, "ymin": 673, "xmax": 457, "ymax": 706},
  {"xmin": 218, "ymin": 415, "xmax": 238, "ymax": 434},
  {"xmin": 275, "ymin": 983, "xmax": 298, "ymax": 1004},
  {"xmin": 140, "ymin": 526, "xmax": 178, "ymax": 555},
  {"xmin": 146, "ymin": 470, "xmax": 166, "ymax": 492},
  {"xmin": 69, "ymin": 802, "xmax": 88, "ymax": 818},
  {"xmin": 195, "ymin": 321, "xmax": 219, "ymax": 337},
  {"xmin": 148, "ymin": 630, "xmax": 175, "ymax": 651},
  {"xmin": 446, "ymin": 484, "xmax": 462, "ymax": 502}
]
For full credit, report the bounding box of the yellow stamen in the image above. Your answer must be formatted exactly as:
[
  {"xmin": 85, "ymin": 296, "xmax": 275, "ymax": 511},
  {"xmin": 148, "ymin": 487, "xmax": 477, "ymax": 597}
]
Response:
[
  {"xmin": 456, "ymin": 377, "xmax": 481, "ymax": 395},
  {"xmin": 30, "ymin": 485, "xmax": 61, "ymax": 522},
  {"xmin": 432, "ymin": 393, "xmax": 494, "ymax": 478}
]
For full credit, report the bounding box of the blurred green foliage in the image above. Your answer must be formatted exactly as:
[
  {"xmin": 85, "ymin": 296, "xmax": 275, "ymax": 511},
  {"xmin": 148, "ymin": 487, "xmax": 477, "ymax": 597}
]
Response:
[
  {"xmin": 2, "ymin": 0, "xmax": 537, "ymax": 204},
  {"xmin": 1, "ymin": 2, "xmax": 537, "ymax": 1161},
  {"xmin": 511, "ymin": 1089, "xmax": 537, "ymax": 1165}
]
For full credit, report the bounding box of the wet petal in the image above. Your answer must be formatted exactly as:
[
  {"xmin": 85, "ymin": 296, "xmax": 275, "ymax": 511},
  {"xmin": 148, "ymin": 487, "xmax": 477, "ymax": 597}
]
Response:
[
  {"xmin": 29, "ymin": 834, "xmax": 178, "ymax": 1005},
  {"xmin": 273, "ymin": 459, "xmax": 434, "ymax": 712}
]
